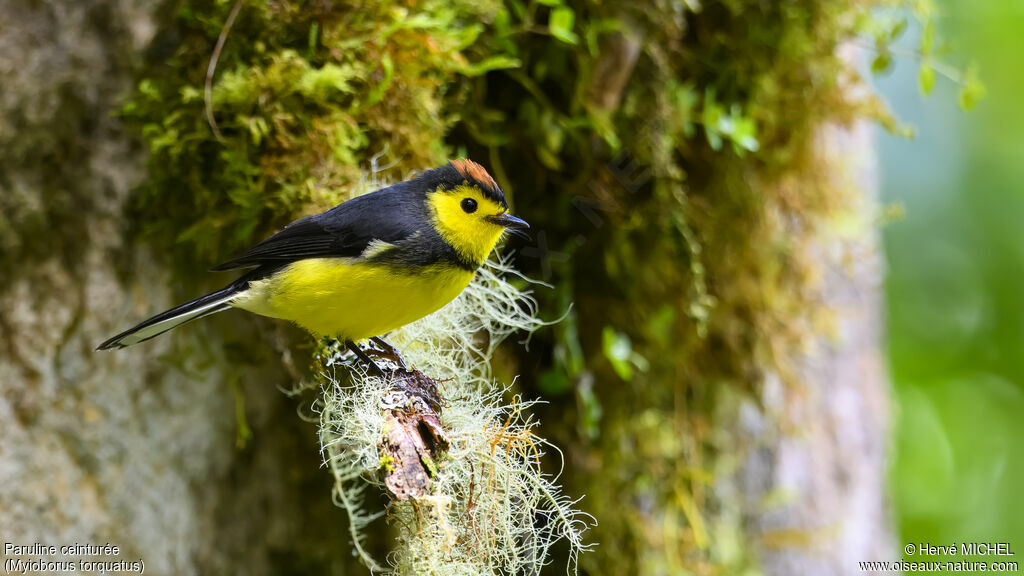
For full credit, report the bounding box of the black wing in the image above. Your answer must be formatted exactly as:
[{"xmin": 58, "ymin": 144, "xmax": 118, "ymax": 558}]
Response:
[{"xmin": 210, "ymin": 183, "xmax": 427, "ymax": 271}]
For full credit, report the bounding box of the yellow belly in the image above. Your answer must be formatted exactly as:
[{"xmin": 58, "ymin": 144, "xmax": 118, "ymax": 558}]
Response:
[{"xmin": 230, "ymin": 258, "xmax": 474, "ymax": 341}]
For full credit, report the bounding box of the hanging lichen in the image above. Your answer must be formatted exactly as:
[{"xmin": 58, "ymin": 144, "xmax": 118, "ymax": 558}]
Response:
[{"xmin": 317, "ymin": 254, "xmax": 592, "ymax": 575}]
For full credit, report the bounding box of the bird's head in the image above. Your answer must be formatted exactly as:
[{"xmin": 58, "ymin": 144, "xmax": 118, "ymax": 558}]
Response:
[{"xmin": 423, "ymin": 158, "xmax": 529, "ymax": 267}]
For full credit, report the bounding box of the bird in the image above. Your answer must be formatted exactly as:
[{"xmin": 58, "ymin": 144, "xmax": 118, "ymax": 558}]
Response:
[{"xmin": 97, "ymin": 159, "xmax": 529, "ymax": 370}]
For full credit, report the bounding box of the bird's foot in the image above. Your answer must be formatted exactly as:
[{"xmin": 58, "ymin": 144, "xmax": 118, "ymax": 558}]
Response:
[
  {"xmin": 345, "ymin": 339, "xmax": 446, "ymax": 414},
  {"xmin": 364, "ymin": 336, "xmax": 409, "ymax": 372},
  {"xmin": 345, "ymin": 340, "xmax": 386, "ymax": 377},
  {"xmin": 345, "ymin": 337, "xmax": 412, "ymax": 376}
]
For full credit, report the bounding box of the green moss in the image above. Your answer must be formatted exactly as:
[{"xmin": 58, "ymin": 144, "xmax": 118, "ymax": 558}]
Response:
[{"xmin": 124, "ymin": 0, "xmax": 512, "ymax": 275}]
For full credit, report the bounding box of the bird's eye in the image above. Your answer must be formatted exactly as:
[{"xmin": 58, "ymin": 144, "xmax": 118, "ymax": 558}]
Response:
[{"xmin": 460, "ymin": 198, "xmax": 478, "ymax": 213}]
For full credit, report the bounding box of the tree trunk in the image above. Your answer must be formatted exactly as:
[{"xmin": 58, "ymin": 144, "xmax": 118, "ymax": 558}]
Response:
[
  {"xmin": 737, "ymin": 120, "xmax": 893, "ymax": 575},
  {"xmin": 0, "ymin": 2, "xmax": 359, "ymax": 574}
]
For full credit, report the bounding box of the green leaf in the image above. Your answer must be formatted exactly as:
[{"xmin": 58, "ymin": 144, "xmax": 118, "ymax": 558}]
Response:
[
  {"xmin": 576, "ymin": 376, "xmax": 603, "ymax": 440},
  {"xmin": 701, "ymin": 90, "xmax": 724, "ymax": 150},
  {"xmin": 508, "ymin": 0, "xmax": 528, "ymax": 19},
  {"xmin": 493, "ymin": 8, "xmax": 512, "ymax": 37},
  {"xmin": 297, "ymin": 62, "xmax": 358, "ymax": 101},
  {"xmin": 588, "ymin": 109, "xmax": 621, "ymax": 150},
  {"xmin": 730, "ymin": 115, "xmax": 760, "ymax": 154},
  {"xmin": 307, "ymin": 22, "xmax": 319, "ymax": 59},
  {"xmin": 457, "ymin": 55, "xmax": 521, "ymax": 77},
  {"xmin": 958, "ymin": 64, "xmax": 986, "ymax": 111},
  {"xmin": 549, "ymin": 7, "xmax": 579, "ymax": 45},
  {"xmin": 871, "ymin": 52, "xmax": 892, "ymax": 75},
  {"xmin": 602, "ymin": 326, "xmax": 634, "ymax": 381},
  {"xmin": 918, "ymin": 63, "xmax": 935, "ymax": 96},
  {"xmin": 180, "ymin": 86, "xmax": 203, "ymax": 103},
  {"xmin": 889, "ymin": 17, "xmax": 908, "ymax": 41},
  {"xmin": 920, "ymin": 19, "xmax": 935, "ymax": 57}
]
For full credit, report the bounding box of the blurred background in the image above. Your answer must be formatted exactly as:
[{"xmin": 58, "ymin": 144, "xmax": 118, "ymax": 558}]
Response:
[
  {"xmin": 879, "ymin": 0, "xmax": 1024, "ymax": 558},
  {"xmin": 0, "ymin": 0, "xmax": 1021, "ymax": 574}
]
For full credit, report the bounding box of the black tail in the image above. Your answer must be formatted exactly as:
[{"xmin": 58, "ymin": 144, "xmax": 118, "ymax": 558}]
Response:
[{"xmin": 97, "ymin": 284, "xmax": 243, "ymax": 350}]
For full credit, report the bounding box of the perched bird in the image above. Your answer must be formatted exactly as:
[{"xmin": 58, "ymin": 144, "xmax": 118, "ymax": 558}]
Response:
[{"xmin": 97, "ymin": 159, "xmax": 528, "ymax": 366}]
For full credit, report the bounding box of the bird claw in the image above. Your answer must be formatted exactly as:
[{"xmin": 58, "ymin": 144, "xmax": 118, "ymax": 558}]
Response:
[
  {"xmin": 366, "ymin": 336, "xmax": 409, "ymax": 372},
  {"xmin": 344, "ymin": 338, "xmax": 445, "ymax": 415},
  {"xmin": 345, "ymin": 337, "xmax": 409, "ymax": 375}
]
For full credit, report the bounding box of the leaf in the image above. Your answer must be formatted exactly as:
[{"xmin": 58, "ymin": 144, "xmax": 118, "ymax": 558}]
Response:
[
  {"xmin": 730, "ymin": 115, "xmax": 760, "ymax": 154},
  {"xmin": 588, "ymin": 109, "xmax": 621, "ymax": 150},
  {"xmin": 457, "ymin": 55, "xmax": 521, "ymax": 77},
  {"xmin": 297, "ymin": 62, "xmax": 358, "ymax": 101},
  {"xmin": 493, "ymin": 8, "xmax": 512, "ymax": 37},
  {"xmin": 701, "ymin": 90, "xmax": 724, "ymax": 150},
  {"xmin": 958, "ymin": 64, "xmax": 986, "ymax": 111},
  {"xmin": 549, "ymin": 7, "xmax": 579, "ymax": 45},
  {"xmin": 602, "ymin": 326, "xmax": 634, "ymax": 381},
  {"xmin": 180, "ymin": 86, "xmax": 203, "ymax": 103},
  {"xmin": 920, "ymin": 19, "xmax": 935, "ymax": 57},
  {"xmin": 919, "ymin": 62, "xmax": 936, "ymax": 96},
  {"xmin": 576, "ymin": 376, "xmax": 603, "ymax": 440},
  {"xmin": 307, "ymin": 21, "xmax": 319, "ymax": 59},
  {"xmin": 871, "ymin": 52, "xmax": 892, "ymax": 75},
  {"xmin": 541, "ymin": 110, "xmax": 565, "ymax": 154},
  {"xmin": 889, "ymin": 17, "xmax": 908, "ymax": 41}
]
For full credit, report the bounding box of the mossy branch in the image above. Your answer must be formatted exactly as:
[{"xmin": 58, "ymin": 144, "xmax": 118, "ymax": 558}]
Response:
[{"xmin": 316, "ymin": 255, "xmax": 591, "ymax": 574}]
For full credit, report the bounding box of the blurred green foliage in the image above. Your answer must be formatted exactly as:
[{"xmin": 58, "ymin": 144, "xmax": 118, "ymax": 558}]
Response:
[
  {"xmin": 880, "ymin": 0, "xmax": 1024, "ymax": 564},
  {"xmin": 867, "ymin": 0, "xmax": 984, "ymax": 109}
]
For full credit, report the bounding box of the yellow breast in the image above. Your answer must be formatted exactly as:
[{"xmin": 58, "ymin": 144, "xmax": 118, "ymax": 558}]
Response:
[{"xmin": 230, "ymin": 258, "xmax": 474, "ymax": 341}]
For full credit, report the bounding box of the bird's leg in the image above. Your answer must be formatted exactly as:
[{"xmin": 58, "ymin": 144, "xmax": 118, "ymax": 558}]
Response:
[
  {"xmin": 367, "ymin": 336, "xmax": 409, "ymax": 372},
  {"xmin": 346, "ymin": 340, "xmax": 385, "ymax": 377}
]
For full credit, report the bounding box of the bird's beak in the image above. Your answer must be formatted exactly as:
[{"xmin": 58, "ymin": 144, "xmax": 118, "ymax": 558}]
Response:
[{"xmin": 486, "ymin": 212, "xmax": 530, "ymax": 231}]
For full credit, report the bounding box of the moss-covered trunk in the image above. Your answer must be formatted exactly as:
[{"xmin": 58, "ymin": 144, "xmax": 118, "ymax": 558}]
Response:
[
  {"xmin": 1, "ymin": 1, "xmax": 892, "ymax": 574},
  {"xmin": 465, "ymin": 6, "xmax": 894, "ymax": 573}
]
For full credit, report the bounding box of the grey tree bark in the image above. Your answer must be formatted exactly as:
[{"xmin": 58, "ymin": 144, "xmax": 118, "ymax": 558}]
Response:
[
  {"xmin": 736, "ymin": 118, "xmax": 894, "ymax": 574},
  {"xmin": 0, "ymin": 2, "xmax": 356, "ymax": 574}
]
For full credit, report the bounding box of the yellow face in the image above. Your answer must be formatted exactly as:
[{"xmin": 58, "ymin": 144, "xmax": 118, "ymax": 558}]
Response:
[{"xmin": 427, "ymin": 184, "xmax": 509, "ymax": 266}]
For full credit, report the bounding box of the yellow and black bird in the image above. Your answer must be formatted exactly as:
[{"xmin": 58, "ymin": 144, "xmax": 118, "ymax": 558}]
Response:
[{"xmin": 98, "ymin": 159, "xmax": 528, "ymax": 366}]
